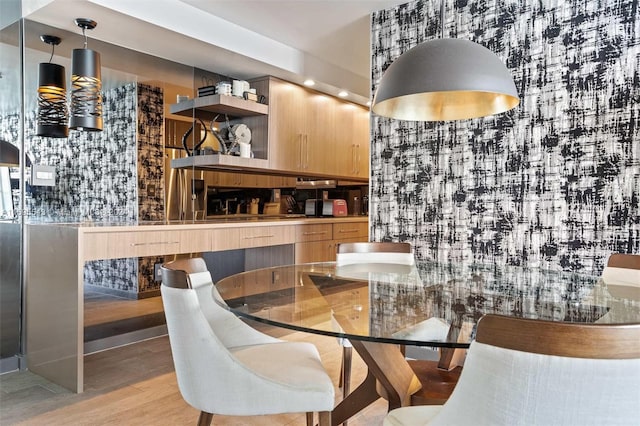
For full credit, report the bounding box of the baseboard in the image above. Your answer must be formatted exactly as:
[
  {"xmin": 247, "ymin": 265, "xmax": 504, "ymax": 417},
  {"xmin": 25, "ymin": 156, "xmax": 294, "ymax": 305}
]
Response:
[
  {"xmin": 0, "ymin": 356, "xmax": 21, "ymax": 375},
  {"xmin": 84, "ymin": 285, "xmax": 160, "ymax": 300},
  {"xmin": 84, "ymin": 284, "xmax": 138, "ymax": 300},
  {"xmin": 84, "ymin": 325, "xmax": 168, "ymax": 355}
]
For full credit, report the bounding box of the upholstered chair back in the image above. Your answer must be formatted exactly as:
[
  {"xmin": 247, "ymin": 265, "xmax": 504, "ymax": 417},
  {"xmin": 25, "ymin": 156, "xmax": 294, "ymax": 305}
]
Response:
[
  {"xmin": 160, "ymin": 259, "xmax": 334, "ymax": 419},
  {"xmin": 384, "ymin": 314, "xmax": 640, "ymax": 426}
]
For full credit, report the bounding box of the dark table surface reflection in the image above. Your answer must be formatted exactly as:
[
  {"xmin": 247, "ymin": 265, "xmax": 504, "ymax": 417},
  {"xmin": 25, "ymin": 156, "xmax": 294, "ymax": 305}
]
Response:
[{"xmin": 214, "ymin": 261, "xmax": 640, "ymax": 348}]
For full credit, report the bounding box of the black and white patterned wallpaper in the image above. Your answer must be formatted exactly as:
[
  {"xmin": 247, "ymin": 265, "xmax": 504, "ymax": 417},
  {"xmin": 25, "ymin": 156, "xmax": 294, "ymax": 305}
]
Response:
[
  {"xmin": 370, "ymin": 0, "xmax": 640, "ymax": 274},
  {"xmin": 137, "ymin": 84, "xmax": 164, "ymax": 222},
  {"xmin": 136, "ymin": 84, "xmax": 165, "ymax": 294},
  {"xmin": 24, "ymin": 83, "xmax": 137, "ymax": 222}
]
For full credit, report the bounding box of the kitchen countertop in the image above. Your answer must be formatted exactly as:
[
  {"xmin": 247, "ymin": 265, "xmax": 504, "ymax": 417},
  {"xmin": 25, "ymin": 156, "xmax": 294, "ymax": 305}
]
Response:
[{"xmin": 26, "ymin": 215, "xmax": 369, "ymax": 230}]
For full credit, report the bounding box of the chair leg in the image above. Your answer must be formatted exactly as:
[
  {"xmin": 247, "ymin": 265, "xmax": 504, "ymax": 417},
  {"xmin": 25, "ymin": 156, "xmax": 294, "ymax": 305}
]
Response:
[
  {"xmin": 318, "ymin": 411, "xmax": 331, "ymax": 426},
  {"xmin": 343, "ymin": 346, "xmax": 353, "ymax": 399},
  {"xmin": 338, "ymin": 354, "xmax": 344, "ymax": 388},
  {"xmin": 306, "ymin": 412, "xmax": 314, "ymax": 426},
  {"xmin": 197, "ymin": 411, "xmax": 213, "ymax": 426}
]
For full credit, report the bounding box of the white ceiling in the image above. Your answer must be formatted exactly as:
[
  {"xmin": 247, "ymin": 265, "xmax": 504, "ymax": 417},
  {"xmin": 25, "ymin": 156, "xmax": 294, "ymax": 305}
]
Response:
[{"xmin": 20, "ymin": 0, "xmax": 407, "ymax": 105}]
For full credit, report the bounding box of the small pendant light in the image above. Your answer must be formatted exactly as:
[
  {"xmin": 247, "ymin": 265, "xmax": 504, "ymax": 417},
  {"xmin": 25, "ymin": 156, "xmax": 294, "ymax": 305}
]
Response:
[
  {"xmin": 36, "ymin": 35, "xmax": 68, "ymax": 138},
  {"xmin": 372, "ymin": 1, "xmax": 519, "ymax": 121},
  {"xmin": 70, "ymin": 18, "xmax": 103, "ymax": 131}
]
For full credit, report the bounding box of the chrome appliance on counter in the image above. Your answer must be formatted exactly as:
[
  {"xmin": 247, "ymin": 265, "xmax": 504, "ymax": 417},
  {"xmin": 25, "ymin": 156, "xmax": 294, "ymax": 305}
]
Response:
[{"xmin": 165, "ymin": 148, "xmax": 206, "ymax": 220}]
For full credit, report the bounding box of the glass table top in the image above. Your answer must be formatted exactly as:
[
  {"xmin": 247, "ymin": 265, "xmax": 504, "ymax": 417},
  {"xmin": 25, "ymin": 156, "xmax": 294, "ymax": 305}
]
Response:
[{"xmin": 214, "ymin": 261, "xmax": 640, "ymax": 348}]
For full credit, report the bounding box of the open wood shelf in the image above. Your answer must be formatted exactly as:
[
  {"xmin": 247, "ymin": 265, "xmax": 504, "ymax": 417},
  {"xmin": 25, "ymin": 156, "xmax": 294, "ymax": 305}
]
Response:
[{"xmin": 169, "ymin": 94, "xmax": 269, "ymax": 120}]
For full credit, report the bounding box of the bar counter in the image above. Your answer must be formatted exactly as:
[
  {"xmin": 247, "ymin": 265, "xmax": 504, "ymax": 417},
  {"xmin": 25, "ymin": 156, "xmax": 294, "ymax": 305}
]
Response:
[{"xmin": 25, "ymin": 216, "xmax": 368, "ymax": 393}]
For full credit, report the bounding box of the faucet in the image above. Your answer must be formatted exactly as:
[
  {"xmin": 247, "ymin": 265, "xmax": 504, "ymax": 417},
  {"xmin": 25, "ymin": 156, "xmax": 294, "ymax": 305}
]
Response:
[{"xmin": 225, "ymin": 198, "xmax": 238, "ymax": 215}]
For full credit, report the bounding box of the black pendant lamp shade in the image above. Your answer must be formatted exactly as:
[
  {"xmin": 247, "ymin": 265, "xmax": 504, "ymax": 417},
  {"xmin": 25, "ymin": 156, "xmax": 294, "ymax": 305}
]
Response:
[
  {"xmin": 36, "ymin": 35, "xmax": 69, "ymax": 138},
  {"xmin": 372, "ymin": 2, "xmax": 519, "ymax": 121},
  {"xmin": 70, "ymin": 18, "xmax": 103, "ymax": 131}
]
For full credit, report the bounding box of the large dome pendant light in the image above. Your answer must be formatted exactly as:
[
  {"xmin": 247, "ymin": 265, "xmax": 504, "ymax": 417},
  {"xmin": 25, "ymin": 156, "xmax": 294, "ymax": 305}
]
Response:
[
  {"xmin": 36, "ymin": 35, "xmax": 68, "ymax": 138},
  {"xmin": 372, "ymin": 1, "xmax": 519, "ymax": 121},
  {"xmin": 70, "ymin": 18, "xmax": 103, "ymax": 131}
]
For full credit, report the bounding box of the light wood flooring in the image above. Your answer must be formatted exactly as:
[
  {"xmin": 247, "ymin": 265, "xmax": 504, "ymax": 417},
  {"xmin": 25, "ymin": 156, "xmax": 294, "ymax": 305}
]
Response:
[
  {"xmin": 1, "ymin": 321, "xmax": 389, "ymax": 425},
  {"xmin": 84, "ymin": 291, "xmax": 165, "ymax": 327}
]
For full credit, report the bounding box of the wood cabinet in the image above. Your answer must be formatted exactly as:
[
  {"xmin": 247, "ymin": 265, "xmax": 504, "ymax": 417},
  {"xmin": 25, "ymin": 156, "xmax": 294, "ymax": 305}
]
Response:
[
  {"xmin": 304, "ymin": 91, "xmax": 335, "ymax": 175},
  {"xmin": 333, "ymin": 221, "xmax": 368, "ymax": 240},
  {"xmin": 210, "ymin": 225, "xmax": 296, "ymax": 251},
  {"xmin": 295, "ymin": 240, "xmax": 336, "ymax": 263},
  {"xmin": 295, "ymin": 223, "xmax": 335, "ymax": 263},
  {"xmin": 263, "ymin": 87, "xmax": 337, "ymax": 174},
  {"xmin": 165, "ymin": 76, "xmax": 369, "ymax": 181},
  {"xmin": 334, "ymin": 103, "xmax": 370, "ymax": 179},
  {"xmin": 254, "ymin": 76, "xmax": 369, "ymax": 180},
  {"xmin": 211, "ymin": 171, "xmax": 257, "ymax": 187},
  {"xmin": 237, "ymin": 225, "xmax": 296, "ymax": 249},
  {"xmin": 205, "ymin": 171, "xmax": 296, "ymax": 189},
  {"xmin": 83, "ymin": 229, "xmax": 212, "ymax": 260},
  {"xmin": 353, "ymin": 107, "xmax": 370, "ymax": 179},
  {"xmin": 294, "ymin": 221, "xmax": 368, "ymax": 263},
  {"xmin": 264, "ymin": 78, "xmax": 307, "ymax": 172}
]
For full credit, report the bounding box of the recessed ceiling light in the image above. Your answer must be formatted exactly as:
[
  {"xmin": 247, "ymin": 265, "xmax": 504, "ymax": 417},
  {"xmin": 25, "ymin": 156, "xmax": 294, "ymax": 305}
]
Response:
[
  {"xmin": 338, "ymin": 91, "xmax": 348, "ymax": 97},
  {"xmin": 303, "ymin": 79, "xmax": 315, "ymax": 86}
]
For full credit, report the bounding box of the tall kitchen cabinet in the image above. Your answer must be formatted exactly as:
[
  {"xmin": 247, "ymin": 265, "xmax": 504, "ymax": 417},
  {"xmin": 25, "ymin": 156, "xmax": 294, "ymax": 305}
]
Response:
[
  {"xmin": 334, "ymin": 102, "xmax": 370, "ymax": 179},
  {"xmin": 256, "ymin": 77, "xmax": 334, "ymax": 175},
  {"xmin": 251, "ymin": 76, "xmax": 369, "ymax": 180}
]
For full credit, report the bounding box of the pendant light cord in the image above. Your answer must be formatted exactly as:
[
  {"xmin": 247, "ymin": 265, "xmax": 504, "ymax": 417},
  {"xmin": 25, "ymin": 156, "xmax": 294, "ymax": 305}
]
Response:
[
  {"xmin": 48, "ymin": 43, "xmax": 54, "ymax": 63},
  {"xmin": 82, "ymin": 27, "xmax": 88, "ymax": 49}
]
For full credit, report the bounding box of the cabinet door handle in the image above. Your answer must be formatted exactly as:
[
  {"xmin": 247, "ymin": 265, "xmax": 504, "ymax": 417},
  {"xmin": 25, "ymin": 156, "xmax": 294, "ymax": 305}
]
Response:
[
  {"xmin": 304, "ymin": 134, "xmax": 309, "ymax": 169},
  {"xmin": 302, "ymin": 231, "xmax": 329, "ymax": 236},
  {"xmin": 338, "ymin": 229, "xmax": 359, "ymax": 234},
  {"xmin": 298, "ymin": 133, "xmax": 303, "ymax": 169},
  {"xmin": 356, "ymin": 144, "xmax": 361, "ymax": 174},
  {"xmin": 241, "ymin": 234, "xmax": 275, "ymax": 240},
  {"xmin": 131, "ymin": 241, "xmax": 179, "ymax": 247},
  {"xmin": 352, "ymin": 144, "xmax": 357, "ymax": 174}
]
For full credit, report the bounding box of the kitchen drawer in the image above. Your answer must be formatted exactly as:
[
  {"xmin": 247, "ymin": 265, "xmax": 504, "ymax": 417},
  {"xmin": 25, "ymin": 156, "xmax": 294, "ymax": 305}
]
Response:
[
  {"xmin": 237, "ymin": 225, "xmax": 296, "ymax": 249},
  {"xmin": 83, "ymin": 229, "xmax": 211, "ymax": 260},
  {"xmin": 333, "ymin": 222, "xmax": 368, "ymax": 239},
  {"xmin": 211, "ymin": 228, "xmax": 242, "ymax": 251},
  {"xmin": 295, "ymin": 240, "xmax": 336, "ymax": 264},
  {"xmin": 296, "ymin": 223, "xmax": 333, "ymax": 242},
  {"xmin": 176, "ymin": 229, "xmax": 212, "ymax": 253}
]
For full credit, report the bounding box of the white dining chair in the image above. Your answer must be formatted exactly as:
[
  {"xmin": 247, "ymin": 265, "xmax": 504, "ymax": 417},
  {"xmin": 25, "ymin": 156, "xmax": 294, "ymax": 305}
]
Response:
[
  {"xmin": 597, "ymin": 253, "xmax": 640, "ymax": 324},
  {"xmin": 383, "ymin": 314, "xmax": 640, "ymax": 426},
  {"xmin": 334, "ymin": 242, "xmax": 416, "ymax": 400},
  {"xmin": 161, "ymin": 258, "xmax": 335, "ymax": 426},
  {"xmin": 601, "ymin": 253, "xmax": 640, "ymax": 288}
]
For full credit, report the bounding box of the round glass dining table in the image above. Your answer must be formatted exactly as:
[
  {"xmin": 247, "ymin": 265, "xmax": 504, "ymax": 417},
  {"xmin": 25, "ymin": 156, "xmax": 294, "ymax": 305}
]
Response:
[{"xmin": 214, "ymin": 261, "xmax": 640, "ymax": 425}]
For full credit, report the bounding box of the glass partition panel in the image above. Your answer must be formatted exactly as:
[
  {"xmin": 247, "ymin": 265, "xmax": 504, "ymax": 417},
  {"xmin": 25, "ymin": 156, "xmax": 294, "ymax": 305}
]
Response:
[{"xmin": 0, "ymin": 17, "xmax": 23, "ymax": 373}]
